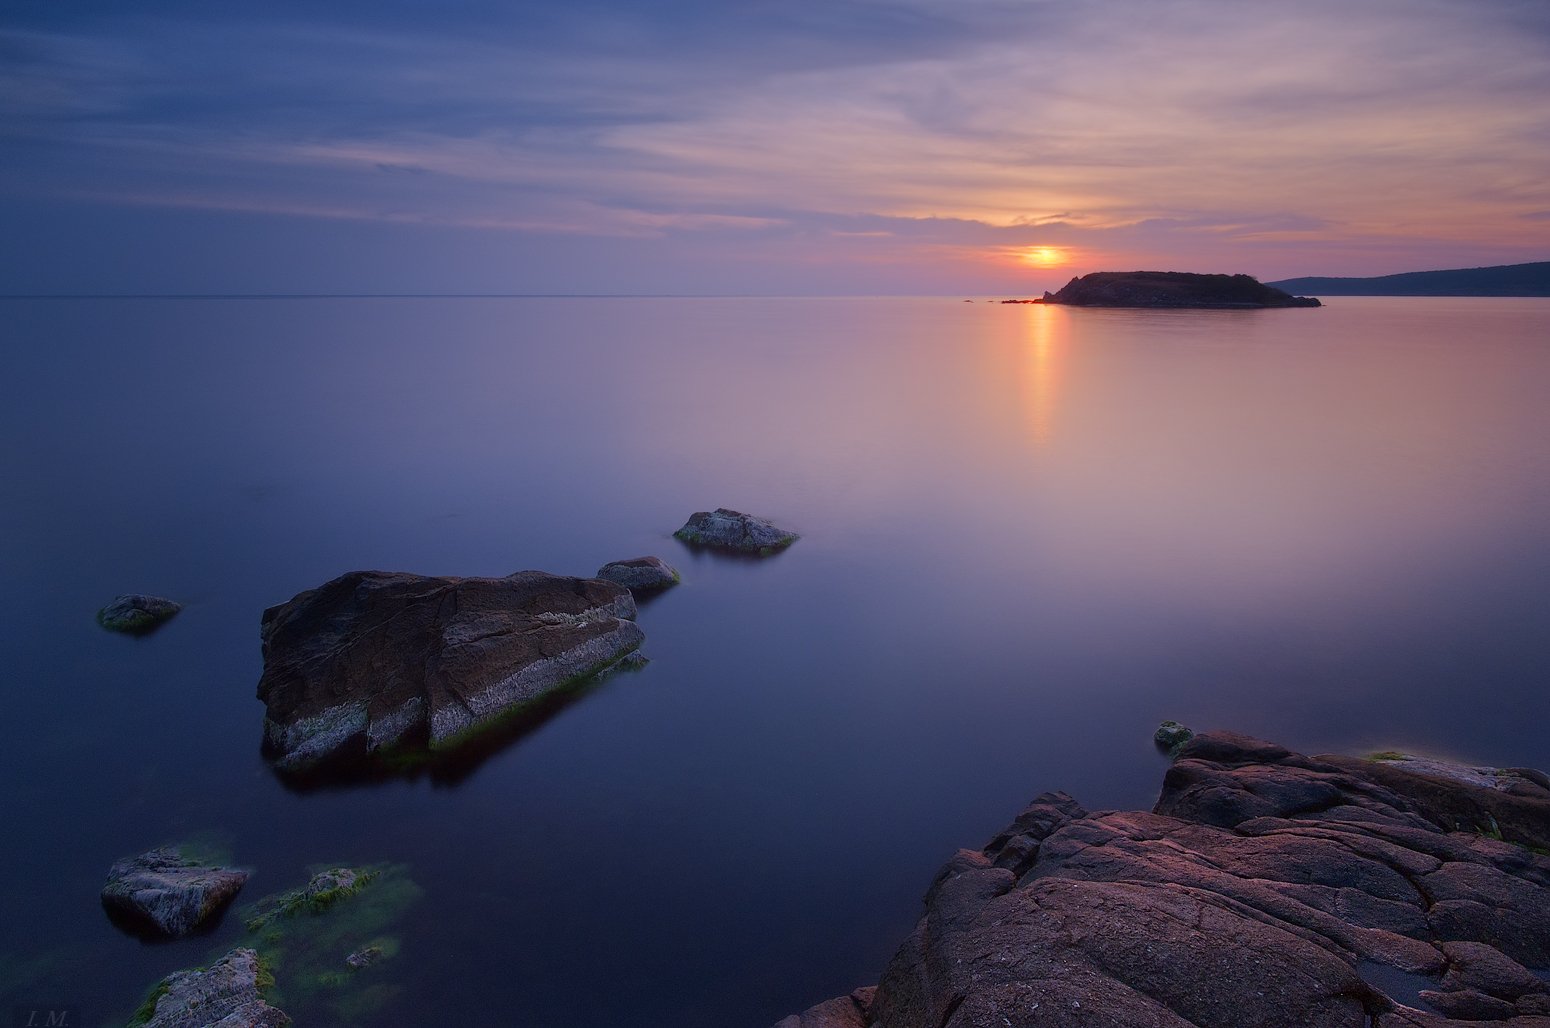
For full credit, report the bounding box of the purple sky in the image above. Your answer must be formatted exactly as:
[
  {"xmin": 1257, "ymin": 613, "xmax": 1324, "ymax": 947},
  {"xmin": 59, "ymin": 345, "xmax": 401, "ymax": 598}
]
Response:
[{"xmin": 4, "ymin": 0, "xmax": 1549, "ymax": 294}]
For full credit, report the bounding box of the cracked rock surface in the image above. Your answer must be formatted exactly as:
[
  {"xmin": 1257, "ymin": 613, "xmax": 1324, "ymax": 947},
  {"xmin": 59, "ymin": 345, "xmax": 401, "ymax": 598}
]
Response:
[
  {"xmin": 136, "ymin": 947, "xmax": 289, "ymax": 1028},
  {"xmin": 778, "ymin": 732, "xmax": 1550, "ymax": 1027},
  {"xmin": 257, "ymin": 570, "xmax": 644, "ymax": 771},
  {"xmin": 101, "ymin": 848, "xmax": 248, "ymax": 938}
]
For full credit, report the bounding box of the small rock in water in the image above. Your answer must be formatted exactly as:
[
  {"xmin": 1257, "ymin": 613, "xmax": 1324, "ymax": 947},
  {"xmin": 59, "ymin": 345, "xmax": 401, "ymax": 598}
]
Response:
[
  {"xmin": 101, "ymin": 847, "xmax": 248, "ymax": 938},
  {"xmin": 97, "ymin": 594, "xmax": 181, "ymax": 634},
  {"xmin": 1154, "ymin": 720, "xmax": 1194, "ymax": 756},
  {"xmin": 597, "ymin": 556, "xmax": 681, "ymax": 593},
  {"xmin": 673, "ymin": 508, "xmax": 798, "ymax": 555},
  {"xmin": 345, "ymin": 945, "xmax": 384, "ymax": 969},
  {"xmin": 132, "ymin": 947, "xmax": 288, "ymax": 1028}
]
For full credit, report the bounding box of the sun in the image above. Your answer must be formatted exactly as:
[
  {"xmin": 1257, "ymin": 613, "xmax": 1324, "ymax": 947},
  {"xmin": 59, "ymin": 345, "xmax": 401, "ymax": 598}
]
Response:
[{"xmin": 1019, "ymin": 246, "xmax": 1066, "ymax": 267}]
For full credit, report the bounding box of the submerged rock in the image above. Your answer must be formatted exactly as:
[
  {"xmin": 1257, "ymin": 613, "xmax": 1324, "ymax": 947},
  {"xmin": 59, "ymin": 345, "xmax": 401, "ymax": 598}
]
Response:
[
  {"xmin": 232, "ymin": 863, "xmax": 419, "ymax": 1025},
  {"xmin": 344, "ymin": 945, "xmax": 385, "ymax": 970},
  {"xmin": 130, "ymin": 947, "xmax": 288, "ymax": 1028},
  {"xmin": 244, "ymin": 867, "xmax": 374, "ymax": 932},
  {"xmin": 256, "ymin": 570, "xmax": 645, "ymax": 771},
  {"xmin": 97, "ymin": 594, "xmax": 181, "ymax": 634},
  {"xmin": 101, "ymin": 848, "xmax": 248, "ymax": 938},
  {"xmin": 597, "ymin": 556, "xmax": 680, "ymax": 593},
  {"xmin": 674, "ymin": 508, "xmax": 798, "ymax": 554},
  {"xmin": 776, "ymin": 731, "xmax": 1550, "ymax": 1027}
]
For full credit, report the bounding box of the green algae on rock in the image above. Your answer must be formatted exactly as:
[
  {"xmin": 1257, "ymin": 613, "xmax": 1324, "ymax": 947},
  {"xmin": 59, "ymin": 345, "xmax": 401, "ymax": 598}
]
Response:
[
  {"xmin": 127, "ymin": 948, "xmax": 288, "ymax": 1028},
  {"xmin": 1154, "ymin": 719, "xmax": 1194, "ymax": 756},
  {"xmin": 229, "ymin": 863, "xmax": 421, "ymax": 1026},
  {"xmin": 97, "ymin": 594, "xmax": 181, "ymax": 634},
  {"xmin": 243, "ymin": 867, "xmax": 377, "ymax": 933}
]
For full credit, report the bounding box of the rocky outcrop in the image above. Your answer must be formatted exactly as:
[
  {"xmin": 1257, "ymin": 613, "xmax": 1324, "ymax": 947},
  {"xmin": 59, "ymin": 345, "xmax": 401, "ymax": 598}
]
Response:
[
  {"xmin": 97, "ymin": 594, "xmax": 181, "ymax": 634},
  {"xmin": 597, "ymin": 556, "xmax": 680, "ymax": 593},
  {"xmin": 1039, "ymin": 271, "xmax": 1321, "ymax": 308},
  {"xmin": 674, "ymin": 508, "xmax": 798, "ymax": 554},
  {"xmin": 130, "ymin": 947, "xmax": 288, "ymax": 1028},
  {"xmin": 257, "ymin": 570, "xmax": 644, "ymax": 771},
  {"xmin": 778, "ymin": 732, "xmax": 1550, "ymax": 1027},
  {"xmin": 101, "ymin": 848, "xmax": 248, "ymax": 938},
  {"xmin": 775, "ymin": 988, "xmax": 875, "ymax": 1028}
]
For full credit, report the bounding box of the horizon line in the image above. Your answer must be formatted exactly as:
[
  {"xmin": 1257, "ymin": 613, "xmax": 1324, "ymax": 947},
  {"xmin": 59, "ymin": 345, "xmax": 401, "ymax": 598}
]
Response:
[{"xmin": 0, "ymin": 292, "xmax": 1042, "ymax": 300}]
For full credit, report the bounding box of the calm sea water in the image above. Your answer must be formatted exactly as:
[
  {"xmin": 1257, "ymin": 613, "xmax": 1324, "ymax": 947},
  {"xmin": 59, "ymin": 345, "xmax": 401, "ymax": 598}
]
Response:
[{"xmin": 1, "ymin": 296, "xmax": 1547, "ymax": 1026}]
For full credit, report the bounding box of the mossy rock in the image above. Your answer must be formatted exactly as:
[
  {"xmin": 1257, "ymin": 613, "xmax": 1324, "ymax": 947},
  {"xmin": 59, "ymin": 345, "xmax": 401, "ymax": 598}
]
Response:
[
  {"xmin": 225, "ymin": 863, "xmax": 421, "ymax": 1026},
  {"xmin": 1154, "ymin": 720, "xmax": 1194, "ymax": 757},
  {"xmin": 125, "ymin": 979, "xmax": 171, "ymax": 1028},
  {"xmin": 244, "ymin": 867, "xmax": 377, "ymax": 932},
  {"xmin": 97, "ymin": 594, "xmax": 181, "ymax": 634}
]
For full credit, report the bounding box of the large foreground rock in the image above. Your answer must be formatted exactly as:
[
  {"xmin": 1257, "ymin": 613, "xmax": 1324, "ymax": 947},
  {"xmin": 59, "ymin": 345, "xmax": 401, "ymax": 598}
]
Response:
[
  {"xmin": 102, "ymin": 848, "xmax": 248, "ymax": 938},
  {"xmin": 257, "ymin": 570, "xmax": 644, "ymax": 771},
  {"xmin": 778, "ymin": 732, "xmax": 1550, "ymax": 1027},
  {"xmin": 132, "ymin": 947, "xmax": 288, "ymax": 1028},
  {"xmin": 674, "ymin": 508, "xmax": 798, "ymax": 554}
]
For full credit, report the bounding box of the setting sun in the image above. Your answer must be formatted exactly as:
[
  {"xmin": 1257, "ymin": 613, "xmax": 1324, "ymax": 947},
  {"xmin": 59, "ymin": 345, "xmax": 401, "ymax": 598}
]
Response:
[{"xmin": 1020, "ymin": 246, "xmax": 1067, "ymax": 267}]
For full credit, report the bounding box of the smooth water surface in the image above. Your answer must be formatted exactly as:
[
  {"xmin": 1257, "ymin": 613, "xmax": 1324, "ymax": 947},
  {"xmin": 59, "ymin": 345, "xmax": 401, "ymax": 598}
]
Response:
[{"xmin": 1, "ymin": 296, "xmax": 1547, "ymax": 1026}]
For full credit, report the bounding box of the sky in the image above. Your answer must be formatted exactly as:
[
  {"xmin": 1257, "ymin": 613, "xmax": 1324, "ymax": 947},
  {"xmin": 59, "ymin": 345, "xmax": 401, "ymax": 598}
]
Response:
[{"xmin": 3, "ymin": 0, "xmax": 1550, "ymax": 294}]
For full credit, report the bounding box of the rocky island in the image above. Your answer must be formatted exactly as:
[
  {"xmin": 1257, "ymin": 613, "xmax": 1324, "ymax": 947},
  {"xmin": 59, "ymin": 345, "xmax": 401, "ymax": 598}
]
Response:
[
  {"xmin": 776, "ymin": 730, "xmax": 1550, "ymax": 1027},
  {"xmin": 1036, "ymin": 271, "xmax": 1321, "ymax": 308}
]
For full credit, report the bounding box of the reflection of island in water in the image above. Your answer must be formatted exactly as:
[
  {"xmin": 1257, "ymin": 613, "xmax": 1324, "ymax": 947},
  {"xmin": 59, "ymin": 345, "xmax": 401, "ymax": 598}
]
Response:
[{"xmin": 1010, "ymin": 271, "xmax": 1322, "ymax": 308}]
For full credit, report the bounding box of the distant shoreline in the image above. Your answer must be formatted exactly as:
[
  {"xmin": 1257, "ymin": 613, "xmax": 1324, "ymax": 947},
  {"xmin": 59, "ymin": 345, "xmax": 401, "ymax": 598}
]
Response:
[{"xmin": 1270, "ymin": 260, "xmax": 1550, "ymax": 297}]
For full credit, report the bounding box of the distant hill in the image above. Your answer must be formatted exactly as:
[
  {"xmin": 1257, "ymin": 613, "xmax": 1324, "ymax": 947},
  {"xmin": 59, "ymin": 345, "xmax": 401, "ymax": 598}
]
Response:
[
  {"xmin": 1038, "ymin": 271, "xmax": 1319, "ymax": 308},
  {"xmin": 1268, "ymin": 261, "xmax": 1550, "ymax": 296}
]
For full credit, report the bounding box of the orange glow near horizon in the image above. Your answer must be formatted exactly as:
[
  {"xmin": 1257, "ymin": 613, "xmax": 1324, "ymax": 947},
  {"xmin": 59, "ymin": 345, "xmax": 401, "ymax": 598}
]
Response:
[
  {"xmin": 1019, "ymin": 246, "xmax": 1068, "ymax": 268},
  {"xmin": 1021, "ymin": 305, "xmax": 1063, "ymax": 447}
]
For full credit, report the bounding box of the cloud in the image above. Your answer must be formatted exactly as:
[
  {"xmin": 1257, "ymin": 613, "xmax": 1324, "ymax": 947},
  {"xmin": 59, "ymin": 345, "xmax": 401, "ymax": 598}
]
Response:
[{"xmin": 3, "ymin": 0, "xmax": 1549, "ymax": 289}]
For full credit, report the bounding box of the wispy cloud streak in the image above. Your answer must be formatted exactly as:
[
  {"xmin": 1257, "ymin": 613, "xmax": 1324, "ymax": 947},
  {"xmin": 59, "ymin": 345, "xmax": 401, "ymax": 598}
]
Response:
[{"xmin": 2, "ymin": 0, "xmax": 1548, "ymax": 290}]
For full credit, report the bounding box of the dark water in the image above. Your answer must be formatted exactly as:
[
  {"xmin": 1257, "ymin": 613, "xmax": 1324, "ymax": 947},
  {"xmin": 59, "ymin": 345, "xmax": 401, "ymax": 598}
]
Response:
[{"xmin": 1, "ymin": 296, "xmax": 1547, "ymax": 1026}]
